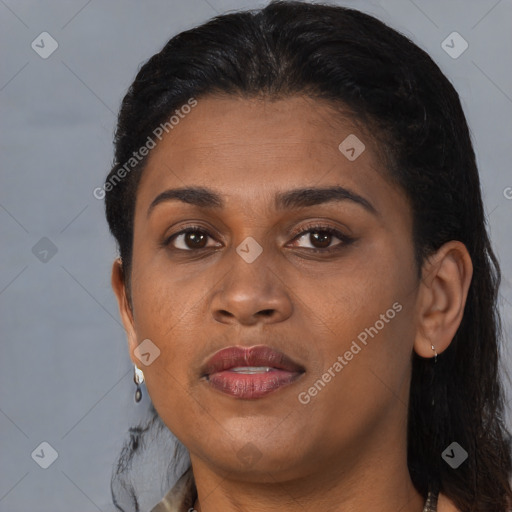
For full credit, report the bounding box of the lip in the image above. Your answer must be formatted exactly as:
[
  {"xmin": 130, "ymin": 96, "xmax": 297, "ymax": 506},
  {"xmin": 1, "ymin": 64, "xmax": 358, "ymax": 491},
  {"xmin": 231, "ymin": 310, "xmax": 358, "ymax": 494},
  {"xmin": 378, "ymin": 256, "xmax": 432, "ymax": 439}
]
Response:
[{"xmin": 201, "ymin": 345, "xmax": 306, "ymax": 399}]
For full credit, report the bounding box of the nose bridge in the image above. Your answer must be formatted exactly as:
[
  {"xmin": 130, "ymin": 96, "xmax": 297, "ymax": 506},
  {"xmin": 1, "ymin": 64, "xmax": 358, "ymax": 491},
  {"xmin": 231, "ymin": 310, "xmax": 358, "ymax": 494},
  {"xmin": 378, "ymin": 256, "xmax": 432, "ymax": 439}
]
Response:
[
  {"xmin": 210, "ymin": 236, "xmax": 292, "ymax": 324},
  {"xmin": 242, "ymin": 239, "xmax": 272, "ymax": 274},
  {"xmin": 225, "ymin": 236, "xmax": 276, "ymax": 298}
]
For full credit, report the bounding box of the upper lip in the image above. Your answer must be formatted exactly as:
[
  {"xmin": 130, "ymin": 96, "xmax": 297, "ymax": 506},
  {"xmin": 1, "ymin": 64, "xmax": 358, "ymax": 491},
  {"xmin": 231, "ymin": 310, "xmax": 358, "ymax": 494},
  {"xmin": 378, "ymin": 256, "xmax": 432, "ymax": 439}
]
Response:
[{"xmin": 201, "ymin": 345, "xmax": 305, "ymax": 376}]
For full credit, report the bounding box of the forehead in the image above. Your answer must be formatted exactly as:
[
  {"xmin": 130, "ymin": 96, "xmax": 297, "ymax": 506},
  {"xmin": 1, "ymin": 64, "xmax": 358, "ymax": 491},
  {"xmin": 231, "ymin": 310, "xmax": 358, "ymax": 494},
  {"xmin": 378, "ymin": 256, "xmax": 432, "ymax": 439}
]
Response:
[{"xmin": 135, "ymin": 95, "xmax": 400, "ymax": 215}]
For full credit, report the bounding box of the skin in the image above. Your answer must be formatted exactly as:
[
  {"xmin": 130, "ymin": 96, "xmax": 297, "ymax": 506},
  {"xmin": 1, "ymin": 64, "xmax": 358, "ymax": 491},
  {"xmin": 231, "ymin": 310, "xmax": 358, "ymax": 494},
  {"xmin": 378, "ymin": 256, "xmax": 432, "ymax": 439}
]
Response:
[{"xmin": 112, "ymin": 95, "xmax": 472, "ymax": 512}]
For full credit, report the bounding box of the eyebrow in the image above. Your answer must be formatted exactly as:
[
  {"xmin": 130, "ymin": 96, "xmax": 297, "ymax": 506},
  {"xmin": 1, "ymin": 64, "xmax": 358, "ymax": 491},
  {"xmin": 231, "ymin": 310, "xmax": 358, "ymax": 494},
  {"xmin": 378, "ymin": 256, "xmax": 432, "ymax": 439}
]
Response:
[{"xmin": 146, "ymin": 185, "xmax": 378, "ymax": 218}]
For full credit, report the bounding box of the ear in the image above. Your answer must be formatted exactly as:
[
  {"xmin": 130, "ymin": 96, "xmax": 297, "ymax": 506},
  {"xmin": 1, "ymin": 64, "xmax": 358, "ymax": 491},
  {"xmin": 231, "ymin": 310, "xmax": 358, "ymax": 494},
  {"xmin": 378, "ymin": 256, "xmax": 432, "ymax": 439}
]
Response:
[
  {"xmin": 413, "ymin": 240, "xmax": 473, "ymax": 358},
  {"xmin": 111, "ymin": 258, "xmax": 138, "ymax": 363}
]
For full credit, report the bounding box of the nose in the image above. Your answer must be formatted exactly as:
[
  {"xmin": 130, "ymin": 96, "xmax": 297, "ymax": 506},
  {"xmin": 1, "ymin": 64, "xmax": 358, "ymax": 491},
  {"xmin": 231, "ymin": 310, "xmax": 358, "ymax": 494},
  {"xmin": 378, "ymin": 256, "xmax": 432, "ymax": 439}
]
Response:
[{"xmin": 210, "ymin": 256, "xmax": 293, "ymax": 326}]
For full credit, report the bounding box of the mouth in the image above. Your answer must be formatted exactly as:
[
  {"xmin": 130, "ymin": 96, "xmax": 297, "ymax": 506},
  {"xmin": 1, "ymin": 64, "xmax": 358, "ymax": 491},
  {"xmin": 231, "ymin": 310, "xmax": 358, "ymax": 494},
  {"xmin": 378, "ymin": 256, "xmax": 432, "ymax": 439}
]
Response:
[{"xmin": 201, "ymin": 345, "xmax": 306, "ymax": 399}]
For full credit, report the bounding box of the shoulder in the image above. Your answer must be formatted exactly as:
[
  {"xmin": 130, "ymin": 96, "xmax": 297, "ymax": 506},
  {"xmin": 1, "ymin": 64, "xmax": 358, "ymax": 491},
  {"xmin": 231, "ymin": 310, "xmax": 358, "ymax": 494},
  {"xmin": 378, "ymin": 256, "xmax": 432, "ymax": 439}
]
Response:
[{"xmin": 437, "ymin": 492, "xmax": 461, "ymax": 512}]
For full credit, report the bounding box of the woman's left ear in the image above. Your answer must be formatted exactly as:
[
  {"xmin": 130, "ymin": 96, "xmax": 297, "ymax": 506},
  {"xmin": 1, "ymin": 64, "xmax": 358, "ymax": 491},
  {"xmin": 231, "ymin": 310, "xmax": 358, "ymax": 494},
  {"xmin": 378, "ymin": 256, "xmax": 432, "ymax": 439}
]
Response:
[{"xmin": 413, "ymin": 240, "xmax": 473, "ymax": 358}]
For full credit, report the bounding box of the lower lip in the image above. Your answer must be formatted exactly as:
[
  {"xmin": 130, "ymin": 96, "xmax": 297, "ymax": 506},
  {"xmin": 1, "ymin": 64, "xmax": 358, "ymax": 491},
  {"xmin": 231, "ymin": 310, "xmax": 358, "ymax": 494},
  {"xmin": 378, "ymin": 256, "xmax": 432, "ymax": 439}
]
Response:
[{"xmin": 205, "ymin": 369, "xmax": 303, "ymax": 399}]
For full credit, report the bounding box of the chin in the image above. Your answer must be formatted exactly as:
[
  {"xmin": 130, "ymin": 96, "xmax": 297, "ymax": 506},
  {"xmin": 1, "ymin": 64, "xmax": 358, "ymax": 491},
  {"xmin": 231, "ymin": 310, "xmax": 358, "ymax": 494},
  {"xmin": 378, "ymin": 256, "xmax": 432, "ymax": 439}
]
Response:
[{"xmin": 197, "ymin": 436, "xmax": 310, "ymax": 480}]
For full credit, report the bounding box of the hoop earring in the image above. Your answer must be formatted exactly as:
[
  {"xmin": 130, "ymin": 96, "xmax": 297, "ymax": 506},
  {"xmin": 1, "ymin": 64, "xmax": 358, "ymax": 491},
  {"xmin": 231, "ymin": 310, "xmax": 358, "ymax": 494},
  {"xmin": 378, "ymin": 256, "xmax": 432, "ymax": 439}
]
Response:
[{"xmin": 134, "ymin": 364, "xmax": 144, "ymax": 403}]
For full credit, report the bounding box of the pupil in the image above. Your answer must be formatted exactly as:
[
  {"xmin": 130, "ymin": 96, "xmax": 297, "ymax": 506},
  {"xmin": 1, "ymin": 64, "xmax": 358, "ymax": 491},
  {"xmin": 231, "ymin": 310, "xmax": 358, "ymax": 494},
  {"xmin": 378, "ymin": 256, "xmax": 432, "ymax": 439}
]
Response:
[
  {"xmin": 187, "ymin": 232, "xmax": 206, "ymax": 248},
  {"xmin": 312, "ymin": 231, "xmax": 331, "ymax": 248}
]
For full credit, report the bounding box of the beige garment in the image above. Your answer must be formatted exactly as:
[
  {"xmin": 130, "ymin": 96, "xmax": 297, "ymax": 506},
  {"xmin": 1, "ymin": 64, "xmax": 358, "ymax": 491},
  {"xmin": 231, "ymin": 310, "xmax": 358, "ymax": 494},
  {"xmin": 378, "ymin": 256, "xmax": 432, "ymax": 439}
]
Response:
[
  {"xmin": 150, "ymin": 467, "xmax": 439, "ymax": 512},
  {"xmin": 150, "ymin": 466, "xmax": 197, "ymax": 512}
]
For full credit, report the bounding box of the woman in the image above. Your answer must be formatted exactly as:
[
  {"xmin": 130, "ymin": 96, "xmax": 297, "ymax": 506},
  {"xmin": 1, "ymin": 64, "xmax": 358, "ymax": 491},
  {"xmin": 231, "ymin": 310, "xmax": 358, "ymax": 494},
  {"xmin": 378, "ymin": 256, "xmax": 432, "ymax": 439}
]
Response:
[{"xmin": 104, "ymin": 1, "xmax": 512, "ymax": 511}]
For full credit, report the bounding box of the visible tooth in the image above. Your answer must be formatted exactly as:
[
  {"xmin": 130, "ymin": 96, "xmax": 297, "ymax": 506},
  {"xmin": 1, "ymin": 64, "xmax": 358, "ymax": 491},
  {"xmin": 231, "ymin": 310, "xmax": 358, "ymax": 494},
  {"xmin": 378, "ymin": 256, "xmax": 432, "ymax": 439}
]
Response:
[{"xmin": 229, "ymin": 366, "xmax": 274, "ymax": 374}]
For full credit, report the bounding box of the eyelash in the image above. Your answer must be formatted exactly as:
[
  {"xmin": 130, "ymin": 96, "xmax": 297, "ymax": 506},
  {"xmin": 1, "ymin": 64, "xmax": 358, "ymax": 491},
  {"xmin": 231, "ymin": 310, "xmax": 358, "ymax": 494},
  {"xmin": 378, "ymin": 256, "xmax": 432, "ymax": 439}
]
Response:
[{"xmin": 161, "ymin": 223, "xmax": 355, "ymax": 254}]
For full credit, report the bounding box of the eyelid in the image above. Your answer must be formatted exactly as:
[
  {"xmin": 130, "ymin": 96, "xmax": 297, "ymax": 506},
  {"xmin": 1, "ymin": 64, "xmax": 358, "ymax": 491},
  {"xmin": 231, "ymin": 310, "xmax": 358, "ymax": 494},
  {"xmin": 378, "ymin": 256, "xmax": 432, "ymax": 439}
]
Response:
[{"xmin": 288, "ymin": 220, "xmax": 352, "ymax": 240}]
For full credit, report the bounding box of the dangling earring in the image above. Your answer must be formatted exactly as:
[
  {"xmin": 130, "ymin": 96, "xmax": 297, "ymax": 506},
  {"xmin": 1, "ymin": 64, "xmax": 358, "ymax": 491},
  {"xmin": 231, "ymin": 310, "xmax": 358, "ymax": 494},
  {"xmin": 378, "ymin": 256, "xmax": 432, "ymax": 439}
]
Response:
[
  {"xmin": 134, "ymin": 364, "xmax": 144, "ymax": 403},
  {"xmin": 430, "ymin": 343, "xmax": 437, "ymax": 406},
  {"xmin": 431, "ymin": 343, "xmax": 438, "ymax": 364}
]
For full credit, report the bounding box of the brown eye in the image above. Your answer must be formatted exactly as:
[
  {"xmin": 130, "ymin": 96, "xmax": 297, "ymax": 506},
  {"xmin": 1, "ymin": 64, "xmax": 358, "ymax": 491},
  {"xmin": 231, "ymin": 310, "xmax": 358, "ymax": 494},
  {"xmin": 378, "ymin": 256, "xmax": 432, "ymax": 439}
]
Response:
[
  {"xmin": 164, "ymin": 227, "xmax": 218, "ymax": 251},
  {"xmin": 290, "ymin": 225, "xmax": 352, "ymax": 252},
  {"xmin": 308, "ymin": 231, "xmax": 333, "ymax": 249},
  {"xmin": 182, "ymin": 231, "xmax": 208, "ymax": 249},
  {"xmin": 162, "ymin": 224, "xmax": 354, "ymax": 254}
]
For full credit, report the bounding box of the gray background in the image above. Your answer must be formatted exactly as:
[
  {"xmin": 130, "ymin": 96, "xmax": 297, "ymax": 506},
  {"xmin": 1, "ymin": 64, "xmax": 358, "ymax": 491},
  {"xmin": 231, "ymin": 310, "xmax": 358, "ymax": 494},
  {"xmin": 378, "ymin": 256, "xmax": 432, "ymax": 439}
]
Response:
[{"xmin": 1, "ymin": 0, "xmax": 511, "ymax": 510}]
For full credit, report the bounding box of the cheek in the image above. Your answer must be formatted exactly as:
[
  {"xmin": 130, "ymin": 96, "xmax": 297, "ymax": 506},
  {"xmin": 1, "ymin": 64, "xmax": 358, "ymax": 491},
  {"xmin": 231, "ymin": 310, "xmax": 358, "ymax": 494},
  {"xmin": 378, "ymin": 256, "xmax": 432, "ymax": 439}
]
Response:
[
  {"xmin": 298, "ymin": 246, "xmax": 416, "ymax": 405},
  {"xmin": 298, "ymin": 252, "xmax": 404, "ymax": 340},
  {"xmin": 296, "ymin": 305, "xmax": 414, "ymax": 448},
  {"xmin": 129, "ymin": 267, "xmax": 202, "ymax": 388}
]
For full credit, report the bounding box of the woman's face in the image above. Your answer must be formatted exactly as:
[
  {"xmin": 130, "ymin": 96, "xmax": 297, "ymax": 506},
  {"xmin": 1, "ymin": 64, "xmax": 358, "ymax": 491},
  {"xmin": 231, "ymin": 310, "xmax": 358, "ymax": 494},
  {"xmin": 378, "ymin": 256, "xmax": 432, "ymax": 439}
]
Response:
[{"xmin": 116, "ymin": 95, "xmax": 423, "ymax": 480}]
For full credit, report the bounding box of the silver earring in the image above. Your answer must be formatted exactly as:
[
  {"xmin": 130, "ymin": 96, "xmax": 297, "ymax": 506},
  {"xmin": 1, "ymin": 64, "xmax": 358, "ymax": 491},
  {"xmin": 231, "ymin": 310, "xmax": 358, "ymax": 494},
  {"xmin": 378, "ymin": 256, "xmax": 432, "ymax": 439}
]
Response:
[
  {"xmin": 431, "ymin": 343, "xmax": 438, "ymax": 364},
  {"xmin": 134, "ymin": 364, "xmax": 144, "ymax": 403},
  {"xmin": 430, "ymin": 343, "xmax": 437, "ymax": 407}
]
